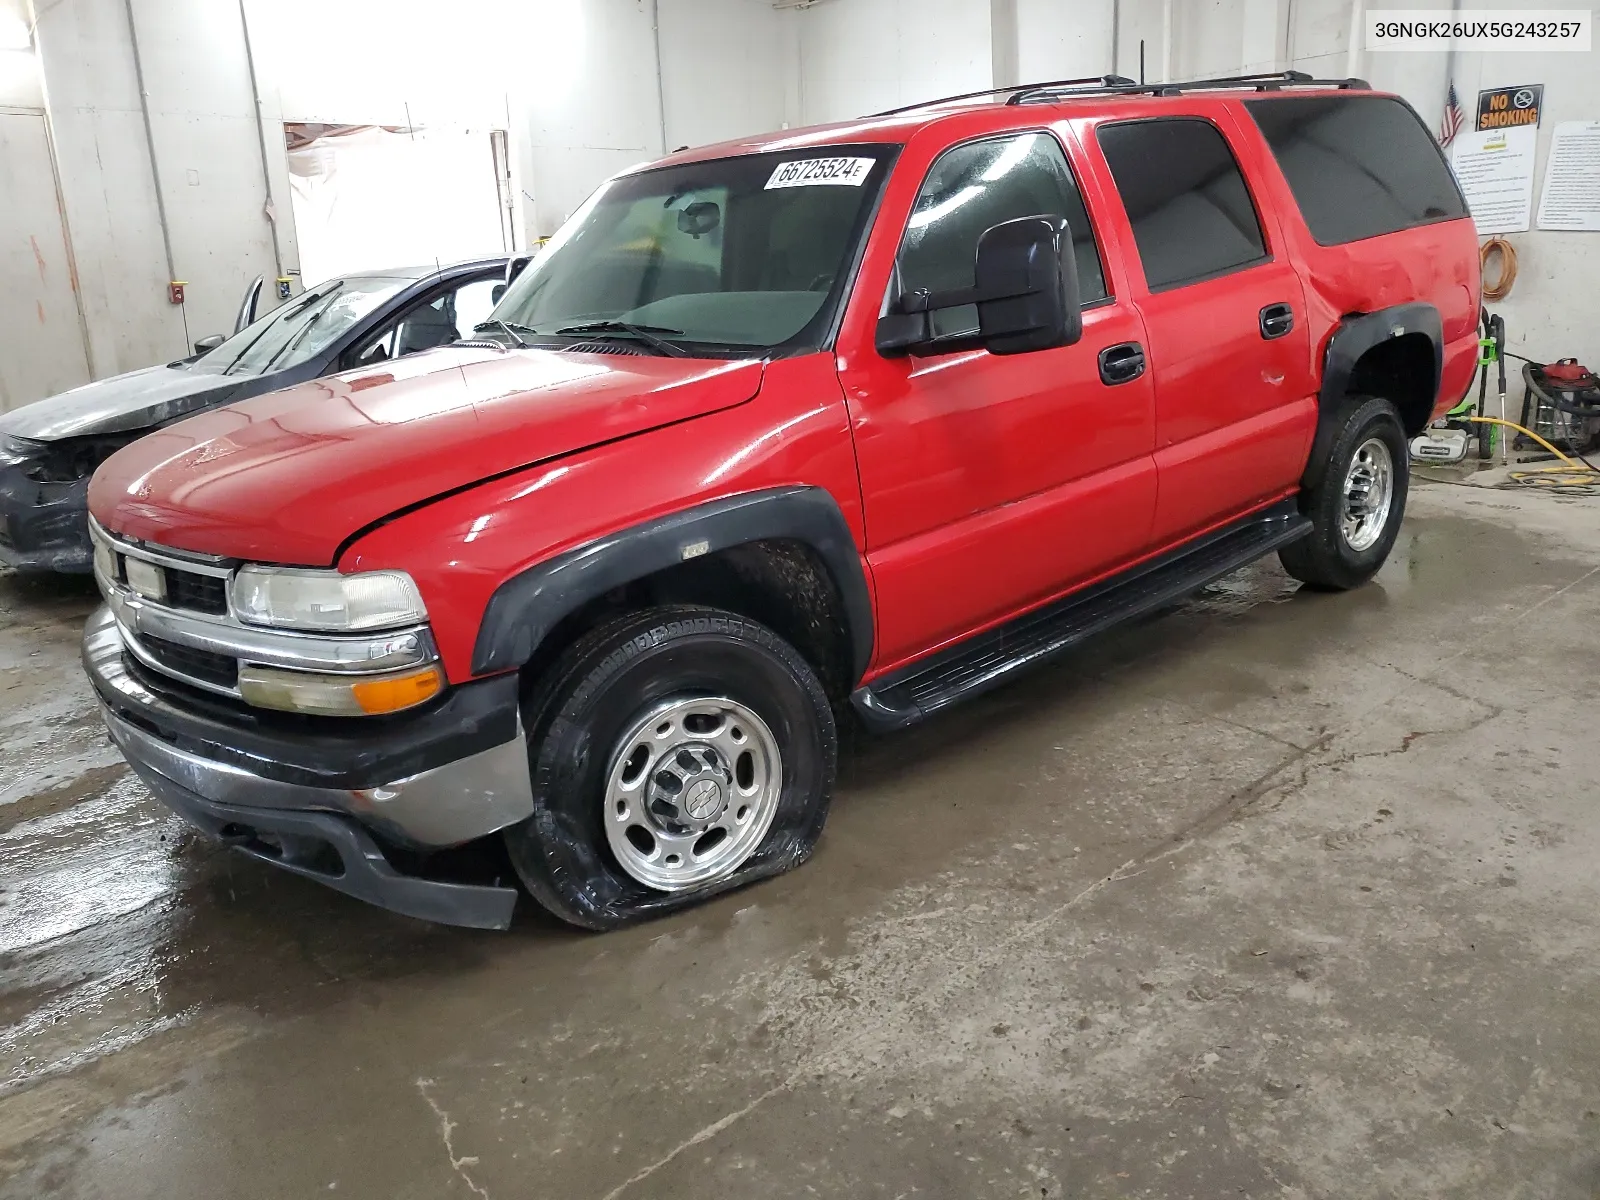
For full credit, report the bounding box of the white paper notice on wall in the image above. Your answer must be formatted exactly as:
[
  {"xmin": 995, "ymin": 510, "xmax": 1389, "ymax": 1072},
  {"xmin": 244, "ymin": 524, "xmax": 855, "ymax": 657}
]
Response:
[
  {"xmin": 1451, "ymin": 125, "xmax": 1538, "ymax": 234},
  {"xmin": 764, "ymin": 157, "xmax": 875, "ymax": 189},
  {"xmin": 1535, "ymin": 121, "xmax": 1600, "ymax": 231}
]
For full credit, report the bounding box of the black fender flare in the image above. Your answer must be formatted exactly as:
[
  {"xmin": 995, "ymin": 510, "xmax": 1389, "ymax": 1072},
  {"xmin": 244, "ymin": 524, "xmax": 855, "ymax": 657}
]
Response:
[
  {"xmin": 470, "ymin": 486, "xmax": 874, "ymax": 682},
  {"xmin": 1305, "ymin": 302, "xmax": 1443, "ymax": 489}
]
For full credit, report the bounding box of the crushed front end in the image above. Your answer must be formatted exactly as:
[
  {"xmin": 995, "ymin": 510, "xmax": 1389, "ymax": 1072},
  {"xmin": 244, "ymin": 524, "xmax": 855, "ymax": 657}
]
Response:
[{"xmin": 0, "ymin": 434, "xmax": 103, "ymax": 572}]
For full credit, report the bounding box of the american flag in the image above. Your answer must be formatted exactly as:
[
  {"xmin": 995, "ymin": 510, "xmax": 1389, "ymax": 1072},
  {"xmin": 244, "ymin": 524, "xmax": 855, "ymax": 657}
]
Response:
[{"xmin": 1439, "ymin": 82, "xmax": 1465, "ymax": 147}]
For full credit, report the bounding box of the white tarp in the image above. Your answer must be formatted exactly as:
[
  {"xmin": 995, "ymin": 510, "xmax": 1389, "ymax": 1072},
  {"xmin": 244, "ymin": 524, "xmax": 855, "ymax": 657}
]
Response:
[{"xmin": 287, "ymin": 126, "xmax": 505, "ymax": 283}]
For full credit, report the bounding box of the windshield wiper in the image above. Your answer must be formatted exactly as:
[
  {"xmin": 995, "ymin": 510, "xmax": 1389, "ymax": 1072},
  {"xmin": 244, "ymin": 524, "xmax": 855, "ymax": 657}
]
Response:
[
  {"xmin": 554, "ymin": 320, "xmax": 690, "ymax": 358},
  {"xmin": 225, "ymin": 283, "xmax": 343, "ymax": 375},
  {"xmin": 472, "ymin": 319, "xmax": 537, "ymax": 348}
]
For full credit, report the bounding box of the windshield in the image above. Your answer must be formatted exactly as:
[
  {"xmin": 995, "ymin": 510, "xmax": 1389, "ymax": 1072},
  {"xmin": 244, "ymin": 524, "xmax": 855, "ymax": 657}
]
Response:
[
  {"xmin": 488, "ymin": 145, "xmax": 896, "ymax": 357},
  {"xmin": 192, "ymin": 275, "xmax": 412, "ymax": 376}
]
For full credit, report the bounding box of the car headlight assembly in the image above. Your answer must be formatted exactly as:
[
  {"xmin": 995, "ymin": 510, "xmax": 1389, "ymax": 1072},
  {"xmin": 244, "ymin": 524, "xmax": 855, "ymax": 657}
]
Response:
[
  {"xmin": 0, "ymin": 434, "xmax": 39, "ymax": 468},
  {"xmin": 231, "ymin": 566, "xmax": 428, "ymax": 633}
]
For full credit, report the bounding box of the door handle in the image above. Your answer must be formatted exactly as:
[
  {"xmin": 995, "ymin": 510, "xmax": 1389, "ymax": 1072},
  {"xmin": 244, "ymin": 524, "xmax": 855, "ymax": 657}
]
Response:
[
  {"xmin": 1098, "ymin": 342, "xmax": 1146, "ymax": 385},
  {"xmin": 1259, "ymin": 303, "xmax": 1294, "ymax": 340}
]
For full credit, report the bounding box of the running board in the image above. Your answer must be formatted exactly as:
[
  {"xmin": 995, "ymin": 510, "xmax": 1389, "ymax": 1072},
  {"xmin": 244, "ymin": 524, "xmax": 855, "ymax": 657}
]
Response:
[{"xmin": 851, "ymin": 499, "xmax": 1312, "ymax": 731}]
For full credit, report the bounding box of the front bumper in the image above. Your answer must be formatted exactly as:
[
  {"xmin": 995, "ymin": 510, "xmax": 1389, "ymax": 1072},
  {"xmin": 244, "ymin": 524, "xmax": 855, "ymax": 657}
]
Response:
[
  {"xmin": 84, "ymin": 607, "xmax": 533, "ymax": 928},
  {"xmin": 0, "ymin": 462, "xmax": 92, "ymax": 572}
]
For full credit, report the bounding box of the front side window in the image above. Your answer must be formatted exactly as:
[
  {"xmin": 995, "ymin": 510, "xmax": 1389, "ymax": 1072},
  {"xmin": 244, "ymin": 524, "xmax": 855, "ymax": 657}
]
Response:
[
  {"xmin": 348, "ymin": 276, "xmax": 502, "ymax": 367},
  {"xmin": 1245, "ymin": 95, "xmax": 1468, "ymax": 246},
  {"xmin": 894, "ymin": 132, "xmax": 1108, "ymax": 340},
  {"xmin": 1096, "ymin": 118, "xmax": 1268, "ymax": 291},
  {"xmin": 488, "ymin": 146, "xmax": 896, "ymax": 357},
  {"xmin": 194, "ymin": 276, "xmax": 410, "ymax": 377}
]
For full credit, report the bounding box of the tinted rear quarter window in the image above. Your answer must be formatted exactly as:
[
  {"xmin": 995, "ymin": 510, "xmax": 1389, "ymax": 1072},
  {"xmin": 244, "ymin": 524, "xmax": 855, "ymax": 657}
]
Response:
[
  {"xmin": 1096, "ymin": 118, "xmax": 1268, "ymax": 291},
  {"xmin": 1245, "ymin": 95, "xmax": 1468, "ymax": 245}
]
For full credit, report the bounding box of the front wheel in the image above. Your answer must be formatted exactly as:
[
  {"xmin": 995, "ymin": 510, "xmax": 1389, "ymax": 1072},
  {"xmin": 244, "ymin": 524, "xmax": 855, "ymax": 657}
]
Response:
[
  {"xmin": 505, "ymin": 606, "xmax": 837, "ymax": 930},
  {"xmin": 1279, "ymin": 395, "xmax": 1408, "ymax": 591}
]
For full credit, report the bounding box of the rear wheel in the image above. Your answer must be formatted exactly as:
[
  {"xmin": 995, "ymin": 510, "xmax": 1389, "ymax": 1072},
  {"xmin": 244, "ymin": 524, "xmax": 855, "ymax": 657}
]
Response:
[
  {"xmin": 1280, "ymin": 395, "xmax": 1408, "ymax": 591},
  {"xmin": 505, "ymin": 606, "xmax": 836, "ymax": 930}
]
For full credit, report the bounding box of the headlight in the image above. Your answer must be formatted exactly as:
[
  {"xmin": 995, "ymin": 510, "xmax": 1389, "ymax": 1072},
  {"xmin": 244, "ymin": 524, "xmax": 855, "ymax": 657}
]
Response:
[
  {"xmin": 88, "ymin": 521, "xmax": 116, "ymax": 585},
  {"xmin": 0, "ymin": 434, "xmax": 38, "ymax": 467},
  {"xmin": 231, "ymin": 566, "xmax": 428, "ymax": 632}
]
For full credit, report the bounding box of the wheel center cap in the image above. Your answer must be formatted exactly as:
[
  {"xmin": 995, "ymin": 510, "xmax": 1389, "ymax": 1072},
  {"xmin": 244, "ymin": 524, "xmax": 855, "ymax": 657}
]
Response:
[{"xmin": 683, "ymin": 778, "xmax": 725, "ymax": 821}]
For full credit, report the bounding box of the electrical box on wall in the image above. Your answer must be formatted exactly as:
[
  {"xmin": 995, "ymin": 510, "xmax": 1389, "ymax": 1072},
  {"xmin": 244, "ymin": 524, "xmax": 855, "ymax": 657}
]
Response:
[
  {"xmin": 277, "ymin": 277, "xmax": 292, "ymax": 300},
  {"xmin": 168, "ymin": 281, "xmax": 186, "ymax": 305}
]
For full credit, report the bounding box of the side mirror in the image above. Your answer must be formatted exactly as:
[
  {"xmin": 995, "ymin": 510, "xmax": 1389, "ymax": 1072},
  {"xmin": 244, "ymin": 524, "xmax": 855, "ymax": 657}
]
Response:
[
  {"xmin": 234, "ymin": 275, "xmax": 264, "ymax": 333},
  {"xmin": 193, "ymin": 333, "xmax": 225, "ymax": 356},
  {"xmin": 505, "ymin": 254, "xmax": 533, "ymax": 288},
  {"xmin": 491, "ymin": 283, "xmax": 507, "ymax": 304},
  {"xmin": 876, "ymin": 215, "xmax": 1082, "ymax": 357}
]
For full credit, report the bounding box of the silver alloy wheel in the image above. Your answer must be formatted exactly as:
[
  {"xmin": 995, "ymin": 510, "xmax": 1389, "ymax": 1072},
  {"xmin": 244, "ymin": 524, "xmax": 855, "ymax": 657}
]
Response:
[
  {"xmin": 1340, "ymin": 435, "xmax": 1394, "ymax": 552},
  {"xmin": 602, "ymin": 695, "xmax": 783, "ymax": 891}
]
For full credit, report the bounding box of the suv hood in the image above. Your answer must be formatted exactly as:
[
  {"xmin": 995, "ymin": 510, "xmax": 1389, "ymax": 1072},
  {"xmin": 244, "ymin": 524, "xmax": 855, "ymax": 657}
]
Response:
[
  {"xmin": 0, "ymin": 363, "xmax": 253, "ymax": 442},
  {"xmin": 88, "ymin": 345, "xmax": 765, "ymax": 564}
]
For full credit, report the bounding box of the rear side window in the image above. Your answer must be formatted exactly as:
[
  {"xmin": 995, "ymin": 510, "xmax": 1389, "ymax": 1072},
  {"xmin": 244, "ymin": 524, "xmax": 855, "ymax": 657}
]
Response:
[
  {"xmin": 1096, "ymin": 118, "xmax": 1268, "ymax": 291},
  {"xmin": 1245, "ymin": 95, "xmax": 1468, "ymax": 245}
]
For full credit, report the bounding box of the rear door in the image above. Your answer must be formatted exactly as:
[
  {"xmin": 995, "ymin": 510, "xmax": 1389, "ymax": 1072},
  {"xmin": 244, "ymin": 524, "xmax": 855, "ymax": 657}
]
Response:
[{"xmin": 1091, "ymin": 111, "xmax": 1315, "ymax": 544}]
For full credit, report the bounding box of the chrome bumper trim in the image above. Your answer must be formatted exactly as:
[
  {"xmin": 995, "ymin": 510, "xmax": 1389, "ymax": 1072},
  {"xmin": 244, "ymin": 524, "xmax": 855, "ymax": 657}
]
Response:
[
  {"xmin": 87, "ymin": 607, "xmax": 534, "ymax": 848},
  {"xmin": 103, "ymin": 698, "xmax": 535, "ymax": 847},
  {"xmin": 89, "ymin": 520, "xmax": 436, "ymax": 698}
]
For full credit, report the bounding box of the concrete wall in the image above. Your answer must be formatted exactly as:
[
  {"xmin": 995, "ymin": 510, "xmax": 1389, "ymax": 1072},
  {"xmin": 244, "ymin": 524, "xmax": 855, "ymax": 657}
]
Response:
[
  {"xmin": 795, "ymin": 0, "xmax": 992, "ymax": 124},
  {"xmin": 1014, "ymin": 0, "xmax": 1117, "ymax": 84},
  {"xmin": 1362, "ymin": 0, "xmax": 1600, "ymax": 370},
  {"xmin": 33, "ymin": 0, "xmax": 285, "ymax": 377},
  {"xmin": 7, "ymin": 0, "xmax": 807, "ymax": 402},
  {"xmin": 1149, "ymin": 0, "xmax": 1600, "ymax": 372},
  {"xmin": 11, "ymin": 0, "xmax": 1598, "ymax": 402}
]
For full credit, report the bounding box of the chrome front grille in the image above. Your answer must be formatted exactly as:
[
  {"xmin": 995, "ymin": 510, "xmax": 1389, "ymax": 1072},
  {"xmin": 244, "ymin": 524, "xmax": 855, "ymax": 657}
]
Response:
[{"xmin": 88, "ymin": 518, "xmax": 438, "ymax": 700}]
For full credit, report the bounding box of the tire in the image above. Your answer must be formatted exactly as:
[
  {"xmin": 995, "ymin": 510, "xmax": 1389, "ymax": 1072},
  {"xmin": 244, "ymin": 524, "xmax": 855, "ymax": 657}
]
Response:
[
  {"xmin": 1279, "ymin": 395, "xmax": 1409, "ymax": 591},
  {"xmin": 505, "ymin": 606, "xmax": 837, "ymax": 930}
]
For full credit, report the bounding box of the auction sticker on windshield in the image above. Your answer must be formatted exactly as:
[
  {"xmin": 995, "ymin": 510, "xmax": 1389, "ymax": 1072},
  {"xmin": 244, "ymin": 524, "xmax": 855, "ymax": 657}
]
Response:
[{"xmin": 765, "ymin": 157, "xmax": 875, "ymax": 189}]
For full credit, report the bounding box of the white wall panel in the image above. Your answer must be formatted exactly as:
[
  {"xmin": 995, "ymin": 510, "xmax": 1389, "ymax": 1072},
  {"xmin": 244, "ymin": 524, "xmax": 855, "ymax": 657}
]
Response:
[
  {"xmin": 0, "ymin": 111, "xmax": 90, "ymax": 409},
  {"xmin": 797, "ymin": 0, "xmax": 991, "ymax": 125},
  {"xmin": 659, "ymin": 0, "xmax": 793, "ymax": 151},
  {"xmin": 1014, "ymin": 0, "xmax": 1117, "ymax": 85}
]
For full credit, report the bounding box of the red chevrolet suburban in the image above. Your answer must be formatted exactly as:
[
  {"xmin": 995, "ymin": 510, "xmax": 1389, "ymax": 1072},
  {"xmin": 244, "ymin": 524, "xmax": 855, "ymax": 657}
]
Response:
[{"xmin": 83, "ymin": 73, "xmax": 1480, "ymax": 930}]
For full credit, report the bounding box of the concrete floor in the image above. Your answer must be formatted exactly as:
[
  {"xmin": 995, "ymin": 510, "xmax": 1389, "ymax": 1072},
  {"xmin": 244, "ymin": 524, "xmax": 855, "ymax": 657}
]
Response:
[{"xmin": 2, "ymin": 481, "xmax": 1598, "ymax": 1199}]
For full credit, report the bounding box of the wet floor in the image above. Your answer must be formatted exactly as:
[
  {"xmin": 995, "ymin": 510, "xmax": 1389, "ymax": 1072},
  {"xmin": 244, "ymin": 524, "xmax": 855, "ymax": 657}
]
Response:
[{"xmin": 2, "ymin": 483, "xmax": 1599, "ymax": 1198}]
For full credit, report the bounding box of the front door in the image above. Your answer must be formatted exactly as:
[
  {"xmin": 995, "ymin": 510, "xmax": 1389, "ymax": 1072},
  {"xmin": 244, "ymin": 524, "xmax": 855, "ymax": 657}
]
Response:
[
  {"xmin": 839, "ymin": 130, "xmax": 1158, "ymax": 674},
  {"xmin": 1091, "ymin": 111, "xmax": 1315, "ymax": 543}
]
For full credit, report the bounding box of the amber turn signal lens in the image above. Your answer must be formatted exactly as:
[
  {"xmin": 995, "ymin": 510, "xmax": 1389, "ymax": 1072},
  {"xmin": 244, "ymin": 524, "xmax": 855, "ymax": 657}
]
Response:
[
  {"xmin": 350, "ymin": 666, "xmax": 444, "ymax": 714},
  {"xmin": 238, "ymin": 663, "xmax": 445, "ymax": 716}
]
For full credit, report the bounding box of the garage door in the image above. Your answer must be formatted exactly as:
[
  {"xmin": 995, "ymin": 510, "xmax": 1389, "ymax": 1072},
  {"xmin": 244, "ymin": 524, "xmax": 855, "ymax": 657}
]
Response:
[{"xmin": 0, "ymin": 109, "xmax": 91, "ymax": 412}]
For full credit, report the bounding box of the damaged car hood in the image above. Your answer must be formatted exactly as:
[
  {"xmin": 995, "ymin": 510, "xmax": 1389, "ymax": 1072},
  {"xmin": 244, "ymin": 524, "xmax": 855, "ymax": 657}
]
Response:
[
  {"xmin": 88, "ymin": 344, "xmax": 766, "ymax": 565},
  {"xmin": 0, "ymin": 363, "xmax": 257, "ymax": 442}
]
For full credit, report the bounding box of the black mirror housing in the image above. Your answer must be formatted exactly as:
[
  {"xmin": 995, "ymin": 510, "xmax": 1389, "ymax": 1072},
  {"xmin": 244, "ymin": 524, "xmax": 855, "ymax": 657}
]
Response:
[
  {"xmin": 876, "ymin": 214, "xmax": 1083, "ymax": 358},
  {"xmin": 974, "ymin": 215, "xmax": 1082, "ymax": 354},
  {"xmin": 192, "ymin": 333, "xmax": 225, "ymax": 356},
  {"xmin": 505, "ymin": 254, "xmax": 533, "ymax": 287}
]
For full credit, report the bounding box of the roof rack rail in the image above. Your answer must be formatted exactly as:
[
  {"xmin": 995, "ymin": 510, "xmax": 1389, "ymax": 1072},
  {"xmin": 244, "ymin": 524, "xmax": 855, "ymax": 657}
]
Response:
[
  {"xmin": 864, "ymin": 70, "xmax": 1370, "ymax": 120},
  {"xmin": 866, "ymin": 75, "xmax": 1137, "ymax": 118},
  {"xmin": 1011, "ymin": 69, "xmax": 1369, "ymax": 106}
]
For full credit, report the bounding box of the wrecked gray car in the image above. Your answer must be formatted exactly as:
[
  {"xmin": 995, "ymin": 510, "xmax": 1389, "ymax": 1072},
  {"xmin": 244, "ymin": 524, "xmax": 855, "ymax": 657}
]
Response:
[{"xmin": 0, "ymin": 257, "xmax": 506, "ymax": 572}]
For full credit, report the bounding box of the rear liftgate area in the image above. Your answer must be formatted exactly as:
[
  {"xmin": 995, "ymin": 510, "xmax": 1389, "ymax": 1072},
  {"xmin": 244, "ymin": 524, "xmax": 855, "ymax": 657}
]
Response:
[{"xmin": 852, "ymin": 499, "xmax": 1311, "ymax": 730}]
